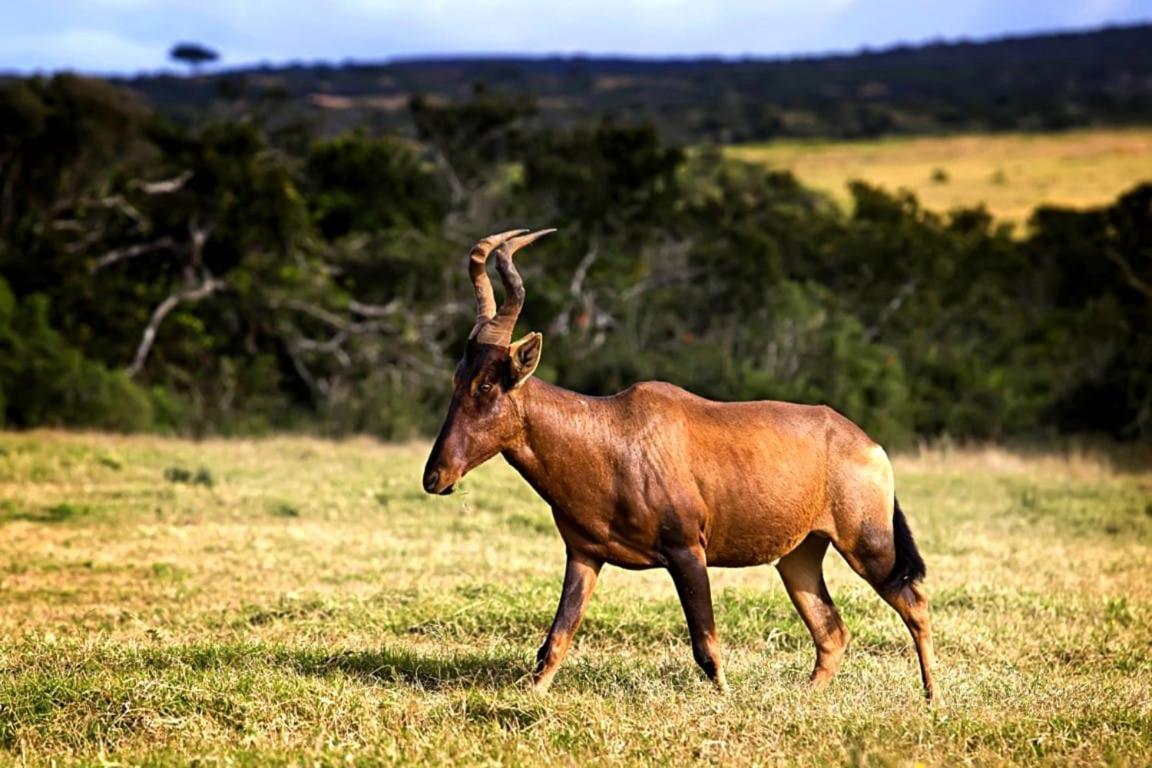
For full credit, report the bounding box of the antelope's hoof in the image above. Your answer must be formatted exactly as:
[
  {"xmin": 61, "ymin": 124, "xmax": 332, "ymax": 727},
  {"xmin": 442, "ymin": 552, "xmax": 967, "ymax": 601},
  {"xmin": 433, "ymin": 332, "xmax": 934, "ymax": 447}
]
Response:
[{"xmin": 807, "ymin": 669, "xmax": 836, "ymax": 690}]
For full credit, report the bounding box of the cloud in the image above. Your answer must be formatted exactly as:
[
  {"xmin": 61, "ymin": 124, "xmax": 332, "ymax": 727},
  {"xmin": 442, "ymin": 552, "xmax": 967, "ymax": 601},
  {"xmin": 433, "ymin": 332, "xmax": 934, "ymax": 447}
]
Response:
[
  {"xmin": 1072, "ymin": 0, "xmax": 1139, "ymax": 24},
  {"xmin": 310, "ymin": 0, "xmax": 864, "ymax": 57},
  {"xmin": 2, "ymin": 27, "xmax": 164, "ymax": 73}
]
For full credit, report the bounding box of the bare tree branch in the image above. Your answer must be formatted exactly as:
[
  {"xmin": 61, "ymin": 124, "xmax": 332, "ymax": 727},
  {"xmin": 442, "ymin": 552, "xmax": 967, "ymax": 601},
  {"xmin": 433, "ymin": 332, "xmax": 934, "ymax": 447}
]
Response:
[
  {"xmin": 91, "ymin": 237, "xmax": 181, "ymax": 272},
  {"xmin": 52, "ymin": 219, "xmax": 106, "ymax": 256},
  {"xmin": 282, "ymin": 299, "xmax": 352, "ymax": 329},
  {"xmin": 621, "ymin": 269, "xmax": 701, "ymax": 302},
  {"xmin": 347, "ymin": 298, "xmax": 403, "ymax": 318},
  {"xmin": 429, "ymin": 147, "xmax": 465, "ymax": 206},
  {"xmin": 1106, "ymin": 249, "xmax": 1152, "ymax": 300},
  {"xmin": 863, "ymin": 279, "xmax": 919, "ymax": 342},
  {"xmin": 131, "ymin": 171, "xmax": 193, "ymax": 196},
  {"xmin": 285, "ymin": 297, "xmax": 467, "ymax": 331},
  {"xmin": 187, "ymin": 219, "xmax": 211, "ymax": 270},
  {"xmin": 296, "ymin": 333, "xmax": 354, "ymax": 367},
  {"xmin": 271, "ymin": 292, "xmax": 472, "ymax": 395},
  {"xmin": 90, "ymin": 194, "xmax": 146, "ymax": 227},
  {"xmin": 60, "ymin": 172, "xmax": 192, "ymax": 242},
  {"xmin": 126, "ymin": 276, "xmax": 225, "ymax": 378},
  {"xmin": 280, "ymin": 337, "xmax": 325, "ymax": 398},
  {"xmin": 550, "ymin": 242, "xmax": 599, "ymax": 336}
]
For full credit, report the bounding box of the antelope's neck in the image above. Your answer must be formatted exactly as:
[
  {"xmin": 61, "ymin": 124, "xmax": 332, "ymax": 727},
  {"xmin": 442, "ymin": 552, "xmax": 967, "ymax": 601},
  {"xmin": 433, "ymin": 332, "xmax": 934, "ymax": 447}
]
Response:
[{"xmin": 501, "ymin": 377, "xmax": 612, "ymax": 508}]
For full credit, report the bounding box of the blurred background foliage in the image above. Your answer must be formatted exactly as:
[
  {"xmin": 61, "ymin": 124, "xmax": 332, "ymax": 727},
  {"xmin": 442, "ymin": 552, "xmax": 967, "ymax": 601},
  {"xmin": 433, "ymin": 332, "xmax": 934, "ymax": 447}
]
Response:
[
  {"xmin": 0, "ymin": 69, "xmax": 1149, "ymax": 447},
  {"xmin": 122, "ymin": 24, "xmax": 1152, "ymax": 143}
]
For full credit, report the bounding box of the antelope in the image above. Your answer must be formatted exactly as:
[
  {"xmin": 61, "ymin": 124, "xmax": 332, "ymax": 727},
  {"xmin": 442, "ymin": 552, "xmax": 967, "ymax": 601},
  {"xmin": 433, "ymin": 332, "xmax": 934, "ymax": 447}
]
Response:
[{"xmin": 422, "ymin": 229, "xmax": 937, "ymax": 700}]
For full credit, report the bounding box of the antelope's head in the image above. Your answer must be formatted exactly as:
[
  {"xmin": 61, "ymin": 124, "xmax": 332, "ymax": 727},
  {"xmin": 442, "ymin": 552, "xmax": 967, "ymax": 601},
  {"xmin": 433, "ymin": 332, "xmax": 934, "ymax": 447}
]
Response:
[{"xmin": 422, "ymin": 228, "xmax": 554, "ymax": 495}]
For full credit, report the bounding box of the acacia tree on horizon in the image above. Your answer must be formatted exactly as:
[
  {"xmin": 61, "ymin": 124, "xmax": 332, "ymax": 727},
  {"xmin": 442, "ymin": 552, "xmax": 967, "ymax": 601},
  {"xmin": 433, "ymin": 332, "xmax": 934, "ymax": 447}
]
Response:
[{"xmin": 169, "ymin": 43, "xmax": 219, "ymax": 75}]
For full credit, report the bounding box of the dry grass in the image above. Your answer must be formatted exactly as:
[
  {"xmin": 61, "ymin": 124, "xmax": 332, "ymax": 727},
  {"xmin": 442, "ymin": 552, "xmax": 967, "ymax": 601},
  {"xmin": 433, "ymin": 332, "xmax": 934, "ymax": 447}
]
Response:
[
  {"xmin": 727, "ymin": 128, "xmax": 1152, "ymax": 226},
  {"xmin": 1, "ymin": 431, "xmax": 1150, "ymax": 766},
  {"xmin": 899, "ymin": 441, "xmax": 1152, "ymax": 480}
]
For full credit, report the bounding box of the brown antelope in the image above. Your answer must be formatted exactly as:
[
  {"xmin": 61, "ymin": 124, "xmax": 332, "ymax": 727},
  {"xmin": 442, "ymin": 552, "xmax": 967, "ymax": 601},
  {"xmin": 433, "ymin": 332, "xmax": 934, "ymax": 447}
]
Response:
[{"xmin": 423, "ymin": 229, "xmax": 936, "ymax": 700}]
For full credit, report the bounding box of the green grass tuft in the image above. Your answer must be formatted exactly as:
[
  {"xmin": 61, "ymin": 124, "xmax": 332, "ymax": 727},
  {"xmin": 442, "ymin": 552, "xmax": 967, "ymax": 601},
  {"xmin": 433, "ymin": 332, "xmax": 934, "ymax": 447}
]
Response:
[
  {"xmin": 0, "ymin": 431, "xmax": 1149, "ymax": 765},
  {"xmin": 163, "ymin": 465, "xmax": 215, "ymax": 487}
]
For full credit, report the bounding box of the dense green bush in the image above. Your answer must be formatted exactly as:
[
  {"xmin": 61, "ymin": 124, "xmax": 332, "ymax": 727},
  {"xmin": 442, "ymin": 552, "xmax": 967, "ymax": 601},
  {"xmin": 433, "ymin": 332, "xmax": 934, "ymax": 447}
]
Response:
[
  {"xmin": 0, "ymin": 289, "xmax": 155, "ymax": 431},
  {"xmin": 306, "ymin": 133, "xmax": 449, "ymax": 239},
  {"xmin": 0, "ymin": 76, "xmax": 1149, "ymax": 444},
  {"xmin": 0, "ymin": 276, "xmax": 14, "ymax": 423}
]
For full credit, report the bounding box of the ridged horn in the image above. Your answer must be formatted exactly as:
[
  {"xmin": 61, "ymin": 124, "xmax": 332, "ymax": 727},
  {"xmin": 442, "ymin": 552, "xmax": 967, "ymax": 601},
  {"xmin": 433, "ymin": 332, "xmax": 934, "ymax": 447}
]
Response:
[
  {"xmin": 467, "ymin": 229, "xmax": 529, "ymax": 334},
  {"xmin": 470, "ymin": 228, "xmax": 556, "ymax": 346}
]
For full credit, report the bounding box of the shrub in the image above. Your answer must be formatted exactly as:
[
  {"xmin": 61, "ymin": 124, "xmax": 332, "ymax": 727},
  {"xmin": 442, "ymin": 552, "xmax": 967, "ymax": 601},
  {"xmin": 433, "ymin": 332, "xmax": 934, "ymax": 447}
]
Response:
[{"xmin": 0, "ymin": 293, "xmax": 154, "ymax": 431}]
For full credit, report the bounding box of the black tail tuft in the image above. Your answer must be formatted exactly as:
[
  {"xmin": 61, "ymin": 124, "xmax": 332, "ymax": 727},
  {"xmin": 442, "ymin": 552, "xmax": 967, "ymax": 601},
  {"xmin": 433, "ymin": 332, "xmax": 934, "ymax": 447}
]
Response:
[{"xmin": 881, "ymin": 497, "xmax": 926, "ymax": 594}]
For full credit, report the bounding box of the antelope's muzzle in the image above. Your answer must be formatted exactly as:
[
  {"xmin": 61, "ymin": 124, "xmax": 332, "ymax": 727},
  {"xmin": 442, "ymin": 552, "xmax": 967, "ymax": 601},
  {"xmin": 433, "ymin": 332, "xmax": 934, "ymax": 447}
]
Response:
[{"xmin": 422, "ymin": 469, "xmax": 456, "ymax": 495}]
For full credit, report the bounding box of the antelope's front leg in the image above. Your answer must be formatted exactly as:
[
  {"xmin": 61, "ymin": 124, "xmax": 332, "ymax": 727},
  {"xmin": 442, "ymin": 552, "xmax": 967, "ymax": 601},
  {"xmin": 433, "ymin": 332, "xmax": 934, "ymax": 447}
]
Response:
[
  {"xmin": 667, "ymin": 546, "xmax": 728, "ymax": 692},
  {"xmin": 532, "ymin": 551, "xmax": 602, "ymax": 693}
]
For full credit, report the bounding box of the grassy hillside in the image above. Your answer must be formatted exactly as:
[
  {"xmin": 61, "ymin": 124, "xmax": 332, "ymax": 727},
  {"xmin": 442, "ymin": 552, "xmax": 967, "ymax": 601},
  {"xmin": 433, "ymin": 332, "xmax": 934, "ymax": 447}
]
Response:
[
  {"xmin": 1, "ymin": 432, "xmax": 1150, "ymax": 765},
  {"xmin": 727, "ymin": 128, "xmax": 1152, "ymax": 226},
  {"xmin": 120, "ymin": 23, "xmax": 1152, "ymax": 142}
]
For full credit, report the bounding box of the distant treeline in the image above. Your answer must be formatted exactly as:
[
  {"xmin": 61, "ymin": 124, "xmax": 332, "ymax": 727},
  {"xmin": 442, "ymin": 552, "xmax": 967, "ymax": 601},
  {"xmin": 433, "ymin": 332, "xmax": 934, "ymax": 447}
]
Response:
[
  {"xmin": 110, "ymin": 23, "xmax": 1152, "ymax": 143},
  {"xmin": 0, "ymin": 74, "xmax": 1150, "ymax": 444}
]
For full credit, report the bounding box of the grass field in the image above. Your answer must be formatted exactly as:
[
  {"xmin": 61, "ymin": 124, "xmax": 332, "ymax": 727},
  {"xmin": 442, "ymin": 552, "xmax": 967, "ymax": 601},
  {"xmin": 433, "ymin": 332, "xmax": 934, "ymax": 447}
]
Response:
[
  {"xmin": 1, "ymin": 432, "xmax": 1150, "ymax": 765},
  {"xmin": 727, "ymin": 128, "xmax": 1152, "ymax": 226}
]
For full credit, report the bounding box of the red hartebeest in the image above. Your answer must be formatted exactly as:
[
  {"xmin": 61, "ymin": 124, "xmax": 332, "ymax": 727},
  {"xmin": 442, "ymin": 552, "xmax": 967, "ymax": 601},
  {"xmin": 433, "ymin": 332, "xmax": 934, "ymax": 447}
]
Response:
[{"xmin": 423, "ymin": 229, "xmax": 936, "ymax": 700}]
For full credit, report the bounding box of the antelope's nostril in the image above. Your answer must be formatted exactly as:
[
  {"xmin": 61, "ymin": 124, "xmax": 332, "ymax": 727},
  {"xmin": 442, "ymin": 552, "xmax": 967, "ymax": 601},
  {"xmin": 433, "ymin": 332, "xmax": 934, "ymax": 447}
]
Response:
[{"xmin": 423, "ymin": 471, "xmax": 440, "ymax": 493}]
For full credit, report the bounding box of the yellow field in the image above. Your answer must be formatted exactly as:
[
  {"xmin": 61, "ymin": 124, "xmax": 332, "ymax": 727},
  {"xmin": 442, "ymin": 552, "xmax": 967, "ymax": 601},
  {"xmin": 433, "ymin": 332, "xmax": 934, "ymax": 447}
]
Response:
[
  {"xmin": 1, "ymin": 432, "xmax": 1150, "ymax": 765},
  {"xmin": 728, "ymin": 128, "xmax": 1152, "ymax": 226}
]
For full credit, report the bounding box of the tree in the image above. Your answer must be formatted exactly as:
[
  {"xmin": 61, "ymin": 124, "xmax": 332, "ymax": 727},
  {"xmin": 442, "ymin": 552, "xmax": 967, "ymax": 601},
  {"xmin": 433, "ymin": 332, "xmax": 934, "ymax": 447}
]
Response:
[{"xmin": 169, "ymin": 43, "xmax": 219, "ymax": 75}]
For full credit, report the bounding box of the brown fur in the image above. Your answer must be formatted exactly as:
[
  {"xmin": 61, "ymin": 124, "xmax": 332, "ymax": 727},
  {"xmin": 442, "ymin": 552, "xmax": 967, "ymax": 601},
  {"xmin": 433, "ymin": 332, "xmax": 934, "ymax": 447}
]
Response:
[{"xmin": 424, "ymin": 233, "xmax": 936, "ymax": 700}]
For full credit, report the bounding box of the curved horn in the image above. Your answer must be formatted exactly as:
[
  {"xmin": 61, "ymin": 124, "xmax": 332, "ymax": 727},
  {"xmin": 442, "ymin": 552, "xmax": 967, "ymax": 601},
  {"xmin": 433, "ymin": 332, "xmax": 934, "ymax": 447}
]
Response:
[
  {"xmin": 468, "ymin": 229, "xmax": 529, "ymax": 335},
  {"xmin": 474, "ymin": 228, "xmax": 557, "ymax": 346}
]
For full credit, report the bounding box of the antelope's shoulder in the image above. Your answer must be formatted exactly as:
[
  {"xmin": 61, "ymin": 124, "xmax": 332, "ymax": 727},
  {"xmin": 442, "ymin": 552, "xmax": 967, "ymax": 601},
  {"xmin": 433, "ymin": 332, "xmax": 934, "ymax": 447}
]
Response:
[
  {"xmin": 618, "ymin": 379, "xmax": 694, "ymax": 400},
  {"xmin": 609, "ymin": 380, "xmax": 706, "ymax": 413}
]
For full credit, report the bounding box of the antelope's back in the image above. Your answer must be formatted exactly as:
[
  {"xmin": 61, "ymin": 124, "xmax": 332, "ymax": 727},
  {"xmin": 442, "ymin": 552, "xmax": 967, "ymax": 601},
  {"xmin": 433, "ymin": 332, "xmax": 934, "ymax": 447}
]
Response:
[{"xmin": 619, "ymin": 381, "xmax": 883, "ymax": 563}]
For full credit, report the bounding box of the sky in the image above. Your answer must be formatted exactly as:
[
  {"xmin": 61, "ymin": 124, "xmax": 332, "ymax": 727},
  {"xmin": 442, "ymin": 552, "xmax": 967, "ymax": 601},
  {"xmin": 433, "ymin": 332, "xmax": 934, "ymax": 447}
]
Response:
[{"xmin": 1, "ymin": 0, "xmax": 1150, "ymax": 75}]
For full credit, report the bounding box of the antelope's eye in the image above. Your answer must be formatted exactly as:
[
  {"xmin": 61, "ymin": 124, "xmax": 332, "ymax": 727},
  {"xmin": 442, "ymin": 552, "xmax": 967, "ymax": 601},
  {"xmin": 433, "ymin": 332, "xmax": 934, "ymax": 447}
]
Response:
[{"xmin": 478, "ymin": 382, "xmax": 493, "ymax": 394}]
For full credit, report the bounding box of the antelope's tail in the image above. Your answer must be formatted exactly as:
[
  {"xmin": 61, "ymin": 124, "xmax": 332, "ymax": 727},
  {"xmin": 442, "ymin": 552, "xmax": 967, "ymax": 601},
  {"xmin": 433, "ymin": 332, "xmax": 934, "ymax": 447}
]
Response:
[{"xmin": 881, "ymin": 496, "xmax": 926, "ymax": 593}]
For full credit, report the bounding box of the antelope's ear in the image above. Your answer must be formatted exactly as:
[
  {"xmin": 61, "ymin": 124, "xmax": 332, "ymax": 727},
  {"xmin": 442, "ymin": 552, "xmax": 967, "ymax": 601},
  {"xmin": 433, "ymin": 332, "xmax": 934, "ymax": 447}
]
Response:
[{"xmin": 508, "ymin": 332, "xmax": 543, "ymax": 389}]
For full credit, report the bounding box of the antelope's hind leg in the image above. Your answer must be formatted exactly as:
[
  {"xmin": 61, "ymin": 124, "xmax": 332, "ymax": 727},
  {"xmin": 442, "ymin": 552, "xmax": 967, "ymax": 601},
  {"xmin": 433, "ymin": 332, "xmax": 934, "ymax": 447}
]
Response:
[
  {"xmin": 532, "ymin": 551, "xmax": 602, "ymax": 693},
  {"xmin": 835, "ymin": 503, "xmax": 937, "ymax": 702},
  {"xmin": 878, "ymin": 580, "xmax": 936, "ymax": 702},
  {"xmin": 776, "ymin": 534, "xmax": 850, "ymax": 689}
]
